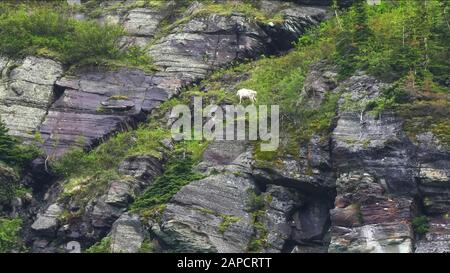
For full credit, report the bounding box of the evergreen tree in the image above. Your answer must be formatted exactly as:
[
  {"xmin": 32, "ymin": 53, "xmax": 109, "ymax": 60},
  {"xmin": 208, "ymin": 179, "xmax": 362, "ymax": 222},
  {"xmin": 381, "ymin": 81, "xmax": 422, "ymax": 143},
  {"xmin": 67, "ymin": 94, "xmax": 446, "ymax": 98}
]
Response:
[
  {"xmin": 353, "ymin": 0, "xmax": 372, "ymax": 45},
  {"xmin": 417, "ymin": 0, "xmax": 431, "ymax": 72},
  {"xmin": 335, "ymin": 0, "xmax": 372, "ymax": 77},
  {"xmin": 0, "ymin": 119, "xmax": 18, "ymax": 163},
  {"xmin": 0, "ymin": 119, "xmax": 41, "ymax": 167},
  {"xmin": 431, "ymin": 0, "xmax": 450, "ymax": 85}
]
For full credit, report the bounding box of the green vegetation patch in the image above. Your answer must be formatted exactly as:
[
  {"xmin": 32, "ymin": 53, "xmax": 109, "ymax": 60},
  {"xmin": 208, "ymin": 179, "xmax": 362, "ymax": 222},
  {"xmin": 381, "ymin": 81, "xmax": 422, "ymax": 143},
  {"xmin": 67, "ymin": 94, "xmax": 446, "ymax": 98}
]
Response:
[
  {"xmin": 53, "ymin": 125, "xmax": 169, "ymax": 178},
  {"xmin": 0, "ymin": 3, "xmax": 154, "ymax": 71},
  {"xmin": 218, "ymin": 215, "xmax": 241, "ymax": 234},
  {"xmin": 196, "ymin": 208, "xmax": 241, "ymax": 235},
  {"xmin": 53, "ymin": 124, "xmax": 170, "ymax": 208},
  {"xmin": 138, "ymin": 239, "xmax": 154, "ymax": 253},
  {"xmin": 397, "ymin": 98, "xmax": 450, "ymax": 148},
  {"xmin": 412, "ymin": 215, "xmax": 430, "ymax": 235},
  {"xmin": 246, "ymin": 190, "xmax": 270, "ymax": 252},
  {"xmin": 0, "ymin": 162, "xmax": 31, "ymax": 206},
  {"xmin": 0, "ymin": 120, "xmax": 42, "ymax": 170},
  {"xmin": 85, "ymin": 236, "xmax": 111, "ymax": 253},
  {"xmin": 0, "ymin": 218, "xmax": 23, "ymax": 253},
  {"xmin": 130, "ymin": 148, "xmax": 205, "ymax": 212},
  {"xmin": 187, "ymin": 1, "xmax": 285, "ymax": 24}
]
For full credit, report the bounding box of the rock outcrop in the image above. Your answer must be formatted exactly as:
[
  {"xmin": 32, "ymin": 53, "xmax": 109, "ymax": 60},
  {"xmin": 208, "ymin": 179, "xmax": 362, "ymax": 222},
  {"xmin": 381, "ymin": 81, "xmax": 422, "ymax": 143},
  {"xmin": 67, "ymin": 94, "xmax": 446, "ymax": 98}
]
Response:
[
  {"xmin": 415, "ymin": 132, "xmax": 450, "ymax": 216},
  {"xmin": 326, "ymin": 73, "xmax": 418, "ymax": 253},
  {"xmin": 263, "ymin": 184, "xmax": 330, "ymax": 253},
  {"xmin": 31, "ymin": 203, "xmax": 63, "ymax": 237},
  {"xmin": 86, "ymin": 155, "xmax": 164, "ymax": 233},
  {"xmin": 148, "ymin": 3, "xmax": 327, "ymax": 83},
  {"xmin": 153, "ymin": 173, "xmax": 256, "ymax": 253},
  {"xmin": 94, "ymin": 1, "xmax": 169, "ymax": 48},
  {"xmin": 0, "ymin": 56, "xmax": 63, "ymax": 139},
  {"xmin": 413, "ymin": 130, "xmax": 450, "ymax": 253},
  {"xmin": 46, "ymin": 155, "xmax": 164, "ymax": 248},
  {"xmin": 302, "ymin": 61, "xmax": 338, "ymax": 107},
  {"xmin": 109, "ymin": 213, "xmax": 146, "ymax": 253},
  {"xmin": 328, "ymin": 172, "xmax": 414, "ymax": 253},
  {"xmin": 39, "ymin": 68, "xmax": 171, "ymax": 157},
  {"xmin": 332, "ymin": 73, "xmax": 417, "ymax": 195}
]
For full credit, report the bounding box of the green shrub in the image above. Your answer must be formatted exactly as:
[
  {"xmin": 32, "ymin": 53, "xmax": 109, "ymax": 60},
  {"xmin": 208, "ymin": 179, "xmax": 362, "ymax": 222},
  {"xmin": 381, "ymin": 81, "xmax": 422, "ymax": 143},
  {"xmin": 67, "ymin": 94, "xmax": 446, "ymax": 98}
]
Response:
[
  {"xmin": 0, "ymin": 121, "xmax": 18, "ymax": 163},
  {"xmin": 0, "ymin": 4, "xmax": 153, "ymax": 69},
  {"xmin": 138, "ymin": 239, "xmax": 154, "ymax": 253},
  {"xmin": 412, "ymin": 216, "xmax": 430, "ymax": 235},
  {"xmin": 245, "ymin": 190, "xmax": 266, "ymax": 213},
  {"xmin": 63, "ymin": 20, "xmax": 123, "ymax": 65},
  {"xmin": 189, "ymin": 1, "xmax": 285, "ymax": 24},
  {"xmin": 61, "ymin": 170, "xmax": 120, "ymax": 207},
  {"xmin": 0, "ymin": 120, "xmax": 41, "ymax": 168},
  {"xmin": 51, "ymin": 124, "xmax": 169, "ymax": 209},
  {"xmin": 218, "ymin": 215, "xmax": 240, "ymax": 234},
  {"xmin": 245, "ymin": 190, "xmax": 269, "ymax": 252},
  {"xmin": 432, "ymin": 121, "xmax": 450, "ymax": 148},
  {"xmin": 120, "ymin": 45, "xmax": 155, "ymax": 72},
  {"xmin": 0, "ymin": 122, "xmax": 35, "ymax": 204},
  {"xmin": 0, "ymin": 218, "xmax": 23, "ymax": 253},
  {"xmin": 131, "ymin": 154, "xmax": 204, "ymax": 211},
  {"xmin": 398, "ymin": 99, "xmax": 450, "ymax": 148},
  {"xmin": 52, "ymin": 125, "xmax": 169, "ymax": 178},
  {"xmin": 247, "ymin": 217, "xmax": 268, "ymax": 252},
  {"xmin": 85, "ymin": 236, "xmax": 111, "ymax": 253},
  {"xmin": 0, "ymin": 163, "xmax": 19, "ymax": 205}
]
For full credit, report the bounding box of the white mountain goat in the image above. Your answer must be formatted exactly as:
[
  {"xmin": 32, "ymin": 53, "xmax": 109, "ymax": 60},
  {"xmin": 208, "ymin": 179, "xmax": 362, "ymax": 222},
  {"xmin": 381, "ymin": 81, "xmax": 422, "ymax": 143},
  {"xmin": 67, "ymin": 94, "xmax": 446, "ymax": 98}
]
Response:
[{"xmin": 237, "ymin": 88, "xmax": 257, "ymax": 104}]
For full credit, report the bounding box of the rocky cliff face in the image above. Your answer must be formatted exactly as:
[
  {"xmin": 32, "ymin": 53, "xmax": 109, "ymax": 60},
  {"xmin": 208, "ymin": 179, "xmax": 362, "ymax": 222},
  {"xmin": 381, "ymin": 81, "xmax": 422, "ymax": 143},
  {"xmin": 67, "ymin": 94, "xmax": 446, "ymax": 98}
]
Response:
[
  {"xmin": 0, "ymin": 57, "xmax": 63, "ymax": 140},
  {"xmin": 0, "ymin": 0, "xmax": 449, "ymax": 253},
  {"xmin": 4, "ymin": 0, "xmax": 327, "ymax": 158}
]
